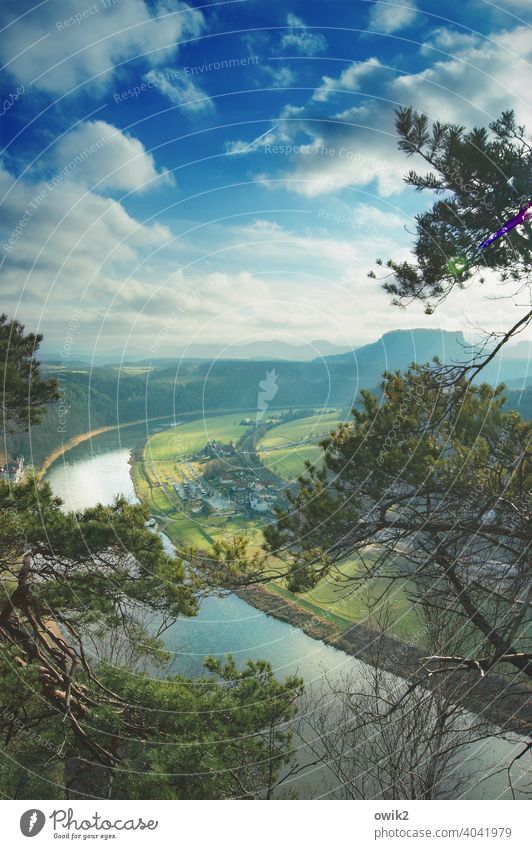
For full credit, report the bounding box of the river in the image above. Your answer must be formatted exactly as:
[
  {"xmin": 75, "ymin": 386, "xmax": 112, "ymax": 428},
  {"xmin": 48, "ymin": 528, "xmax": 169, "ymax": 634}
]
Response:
[{"xmin": 45, "ymin": 421, "xmax": 529, "ymax": 799}]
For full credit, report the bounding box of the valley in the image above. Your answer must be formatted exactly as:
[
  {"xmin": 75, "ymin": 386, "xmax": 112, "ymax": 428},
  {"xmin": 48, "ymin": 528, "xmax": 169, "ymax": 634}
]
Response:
[{"xmin": 130, "ymin": 408, "xmax": 423, "ymax": 643}]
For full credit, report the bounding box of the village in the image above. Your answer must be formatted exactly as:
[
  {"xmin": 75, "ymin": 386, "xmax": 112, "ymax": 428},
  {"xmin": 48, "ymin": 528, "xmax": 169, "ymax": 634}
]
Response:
[{"xmin": 172, "ymin": 437, "xmax": 285, "ymax": 519}]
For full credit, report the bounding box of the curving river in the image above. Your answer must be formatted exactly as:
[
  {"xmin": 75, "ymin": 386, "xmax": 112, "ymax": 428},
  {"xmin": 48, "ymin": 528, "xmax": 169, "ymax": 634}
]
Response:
[
  {"xmin": 44, "ymin": 422, "xmax": 359, "ymax": 683},
  {"xmin": 45, "ymin": 421, "xmax": 529, "ymax": 799}
]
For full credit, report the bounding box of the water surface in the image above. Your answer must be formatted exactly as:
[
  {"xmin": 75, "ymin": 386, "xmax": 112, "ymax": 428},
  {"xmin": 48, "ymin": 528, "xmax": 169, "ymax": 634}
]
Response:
[{"xmin": 45, "ymin": 424, "xmax": 529, "ymax": 799}]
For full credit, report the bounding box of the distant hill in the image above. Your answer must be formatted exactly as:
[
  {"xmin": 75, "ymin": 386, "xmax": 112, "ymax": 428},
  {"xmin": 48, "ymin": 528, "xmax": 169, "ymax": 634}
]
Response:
[
  {"xmin": 13, "ymin": 327, "xmax": 530, "ymax": 467},
  {"xmin": 322, "ymin": 328, "xmax": 530, "ymax": 387},
  {"xmin": 41, "ymin": 339, "xmax": 352, "ymax": 365},
  {"xmin": 501, "ymin": 340, "xmax": 532, "ymax": 360},
  {"xmin": 500, "ymin": 374, "xmax": 532, "ymax": 389},
  {"xmin": 322, "ymin": 329, "xmax": 468, "ymax": 385},
  {"xmin": 169, "ymin": 339, "xmax": 352, "ymax": 361},
  {"xmin": 41, "ymin": 331, "xmax": 530, "ymax": 374},
  {"xmin": 505, "ymin": 386, "xmax": 532, "ymax": 420}
]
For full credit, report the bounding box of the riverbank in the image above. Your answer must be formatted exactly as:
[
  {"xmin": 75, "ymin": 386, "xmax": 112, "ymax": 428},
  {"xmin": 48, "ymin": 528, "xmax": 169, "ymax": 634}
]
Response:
[
  {"xmin": 130, "ymin": 424, "xmax": 530, "ymax": 737},
  {"xmin": 236, "ymin": 584, "xmax": 532, "ymax": 738},
  {"xmin": 41, "ymin": 423, "xmax": 531, "ymax": 800},
  {"xmin": 130, "ymin": 417, "xmax": 422, "ymax": 635},
  {"xmin": 39, "ymin": 415, "xmax": 172, "ymax": 477}
]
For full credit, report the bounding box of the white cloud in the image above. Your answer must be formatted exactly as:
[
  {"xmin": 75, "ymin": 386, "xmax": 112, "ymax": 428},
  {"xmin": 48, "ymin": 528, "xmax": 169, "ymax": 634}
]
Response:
[
  {"xmin": 313, "ymin": 57, "xmax": 385, "ymax": 102},
  {"xmin": 52, "ymin": 120, "xmax": 172, "ymax": 193},
  {"xmin": 232, "ymin": 258, "xmax": 520, "ymax": 350},
  {"xmin": 224, "ymin": 139, "xmax": 255, "ymax": 156},
  {"xmin": 390, "ymin": 25, "xmax": 532, "ymax": 126},
  {"xmin": 420, "ymin": 28, "xmax": 480, "ymax": 56},
  {"xmin": 0, "ymin": 0, "xmax": 205, "ymax": 95},
  {"xmin": 262, "ymin": 64, "xmax": 296, "ymax": 89},
  {"xmin": 224, "ymin": 125, "xmax": 281, "ymax": 156},
  {"xmin": 367, "ymin": 1, "xmax": 418, "ymax": 34},
  {"xmin": 280, "ymin": 14, "xmax": 327, "ymax": 55},
  {"xmin": 350, "ymin": 203, "xmax": 406, "ymax": 231},
  {"xmin": 170, "ymin": 219, "xmax": 466, "ymax": 346},
  {"xmin": 495, "ymin": 0, "xmax": 532, "ymax": 8},
  {"xmin": 1, "ymin": 157, "xmax": 520, "ymax": 352},
  {"xmin": 238, "ymin": 15, "xmax": 324, "ymax": 93},
  {"xmin": 230, "ymin": 218, "xmax": 379, "ymax": 267},
  {"xmin": 247, "ymin": 22, "xmax": 532, "ymax": 200},
  {"xmin": 0, "ymin": 158, "xmax": 170, "ymax": 329},
  {"xmin": 144, "ymin": 68, "xmax": 214, "ymax": 115},
  {"xmin": 251, "ymin": 118, "xmax": 406, "ymax": 197}
]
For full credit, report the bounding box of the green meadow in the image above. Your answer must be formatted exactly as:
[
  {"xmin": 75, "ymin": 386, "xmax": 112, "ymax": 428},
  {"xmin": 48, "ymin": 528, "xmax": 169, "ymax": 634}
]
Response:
[
  {"xmin": 132, "ymin": 413, "xmax": 267, "ymax": 551},
  {"xmin": 258, "ymin": 410, "xmax": 344, "ymax": 480},
  {"xmin": 146, "ymin": 413, "xmax": 247, "ymax": 462},
  {"xmin": 132, "ymin": 411, "xmax": 422, "ymax": 643}
]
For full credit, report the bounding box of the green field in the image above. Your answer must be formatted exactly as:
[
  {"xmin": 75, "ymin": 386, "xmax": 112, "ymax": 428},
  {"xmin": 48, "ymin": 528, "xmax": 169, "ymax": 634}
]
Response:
[
  {"xmin": 260, "ymin": 444, "xmax": 324, "ymax": 479},
  {"xmin": 147, "ymin": 413, "xmax": 246, "ymax": 462},
  {"xmin": 132, "ymin": 412, "xmax": 267, "ymax": 551},
  {"xmin": 141, "ymin": 414, "xmax": 248, "ymax": 489},
  {"xmin": 258, "ymin": 410, "xmax": 344, "ymax": 480},
  {"xmin": 300, "ymin": 555, "xmax": 422, "ymax": 640},
  {"xmin": 134, "ymin": 410, "xmax": 339, "ymax": 552},
  {"xmin": 132, "ymin": 411, "xmax": 423, "ymax": 644}
]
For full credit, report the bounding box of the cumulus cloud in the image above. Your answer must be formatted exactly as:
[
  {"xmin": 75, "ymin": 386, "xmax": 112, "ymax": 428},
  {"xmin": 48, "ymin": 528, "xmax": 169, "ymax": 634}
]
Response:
[
  {"xmin": 0, "ymin": 157, "xmax": 171, "ymax": 330},
  {"xmin": 420, "ymin": 27, "xmax": 480, "ymax": 56},
  {"xmin": 262, "ymin": 64, "xmax": 296, "ymax": 89},
  {"xmin": 250, "ymin": 115, "xmax": 406, "ymax": 197},
  {"xmin": 3, "ymin": 7, "xmax": 530, "ymax": 352},
  {"xmin": 0, "ymin": 148, "xmax": 515, "ymax": 352},
  {"xmin": 52, "ymin": 120, "xmax": 173, "ymax": 193},
  {"xmin": 229, "ymin": 218, "xmax": 384, "ymax": 268},
  {"xmin": 239, "ymin": 14, "xmax": 324, "ymax": 92},
  {"xmin": 280, "ymin": 14, "xmax": 327, "ymax": 56},
  {"xmin": 169, "ymin": 219, "xmax": 447, "ymax": 346},
  {"xmin": 366, "ymin": 0, "xmax": 418, "ymax": 34},
  {"xmin": 201, "ymin": 253, "xmax": 514, "ymax": 350},
  {"xmin": 224, "ymin": 125, "xmax": 281, "ymax": 156},
  {"xmin": 0, "ymin": 0, "xmax": 205, "ymax": 95},
  {"xmin": 244, "ymin": 22, "xmax": 532, "ymax": 199},
  {"xmin": 144, "ymin": 68, "xmax": 214, "ymax": 115},
  {"xmin": 313, "ymin": 57, "xmax": 385, "ymax": 102},
  {"xmin": 391, "ymin": 26, "xmax": 532, "ymax": 126},
  {"xmin": 349, "ymin": 203, "xmax": 407, "ymax": 231}
]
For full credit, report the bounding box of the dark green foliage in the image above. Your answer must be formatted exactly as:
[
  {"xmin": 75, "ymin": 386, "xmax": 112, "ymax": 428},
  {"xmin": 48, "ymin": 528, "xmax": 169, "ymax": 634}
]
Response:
[
  {"xmin": 0, "ymin": 642, "xmax": 301, "ymax": 800},
  {"xmin": 380, "ymin": 109, "xmax": 532, "ymax": 312},
  {"xmin": 0, "ymin": 314, "xmax": 58, "ymax": 435},
  {"xmin": 264, "ymin": 370, "xmax": 531, "ymax": 679},
  {"xmin": 0, "ymin": 317, "xmax": 302, "ymax": 799}
]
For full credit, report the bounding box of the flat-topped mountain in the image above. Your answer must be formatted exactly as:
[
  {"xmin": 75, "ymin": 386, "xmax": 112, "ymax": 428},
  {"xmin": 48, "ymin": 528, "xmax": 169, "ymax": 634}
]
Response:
[{"xmin": 322, "ymin": 328, "xmax": 530, "ymax": 385}]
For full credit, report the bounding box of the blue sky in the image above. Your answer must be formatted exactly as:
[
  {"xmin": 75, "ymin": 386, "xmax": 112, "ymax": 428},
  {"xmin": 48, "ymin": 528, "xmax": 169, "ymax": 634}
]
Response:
[{"xmin": 1, "ymin": 0, "xmax": 531, "ymax": 358}]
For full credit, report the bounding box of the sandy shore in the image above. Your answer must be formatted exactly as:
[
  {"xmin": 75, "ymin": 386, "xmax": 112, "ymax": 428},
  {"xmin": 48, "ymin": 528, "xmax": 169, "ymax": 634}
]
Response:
[{"xmin": 38, "ymin": 415, "xmax": 171, "ymax": 476}]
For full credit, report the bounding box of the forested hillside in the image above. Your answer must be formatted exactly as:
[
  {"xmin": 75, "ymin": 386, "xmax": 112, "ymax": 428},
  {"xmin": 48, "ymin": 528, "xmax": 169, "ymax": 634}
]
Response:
[{"xmin": 9, "ymin": 329, "xmax": 531, "ymax": 468}]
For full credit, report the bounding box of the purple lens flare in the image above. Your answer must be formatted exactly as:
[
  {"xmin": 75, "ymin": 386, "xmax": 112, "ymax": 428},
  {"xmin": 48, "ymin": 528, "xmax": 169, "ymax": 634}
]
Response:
[{"xmin": 479, "ymin": 201, "xmax": 532, "ymax": 250}]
